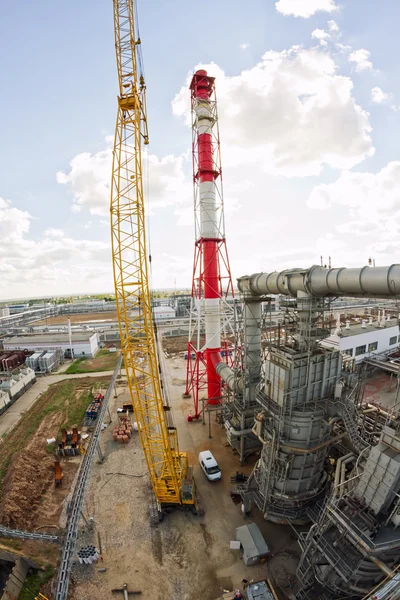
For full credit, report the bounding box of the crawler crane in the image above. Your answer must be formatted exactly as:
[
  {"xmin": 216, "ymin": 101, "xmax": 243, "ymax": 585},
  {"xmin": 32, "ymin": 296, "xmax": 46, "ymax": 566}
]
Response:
[{"xmin": 110, "ymin": 0, "xmax": 198, "ymax": 515}]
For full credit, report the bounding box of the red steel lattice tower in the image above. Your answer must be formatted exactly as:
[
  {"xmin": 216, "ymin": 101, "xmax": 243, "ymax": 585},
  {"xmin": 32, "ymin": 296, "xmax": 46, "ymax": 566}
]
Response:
[{"xmin": 184, "ymin": 70, "xmax": 234, "ymax": 419}]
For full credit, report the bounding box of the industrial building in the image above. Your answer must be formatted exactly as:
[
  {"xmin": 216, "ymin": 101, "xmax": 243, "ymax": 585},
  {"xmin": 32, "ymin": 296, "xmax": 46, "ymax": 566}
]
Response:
[
  {"xmin": 0, "ymin": 367, "xmax": 36, "ymax": 406},
  {"xmin": 153, "ymin": 305, "xmax": 175, "ymax": 320},
  {"xmin": 3, "ymin": 332, "xmax": 100, "ymax": 358},
  {"xmin": 58, "ymin": 299, "xmax": 116, "ymax": 314},
  {"xmin": 1, "ymin": 3, "xmax": 400, "ymax": 597},
  {"xmin": 197, "ymin": 265, "xmax": 400, "ymax": 599},
  {"xmin": 321, "ymin": 315, "xmax": 399, "ymax": 363},
  {"xmin": 7, "ymin": 304, "xmax": 29, "ymax": 314}
]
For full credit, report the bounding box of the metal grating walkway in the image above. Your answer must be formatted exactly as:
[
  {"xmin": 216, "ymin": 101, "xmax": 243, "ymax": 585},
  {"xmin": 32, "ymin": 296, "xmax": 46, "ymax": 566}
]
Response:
[{"xmin": 54, "ymin": 356, "xmax": 122, "ymax": 600}]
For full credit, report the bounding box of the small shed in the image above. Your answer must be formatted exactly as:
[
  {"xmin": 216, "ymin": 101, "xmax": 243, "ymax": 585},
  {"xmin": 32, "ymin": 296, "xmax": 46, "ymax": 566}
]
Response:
[
  {"xmin": 235, "ymin": 523, "xmax": 270, "ymax": 566},
  {"xmin": 108, "ymin": 344, "xmax": 117, "ymax": 353}
]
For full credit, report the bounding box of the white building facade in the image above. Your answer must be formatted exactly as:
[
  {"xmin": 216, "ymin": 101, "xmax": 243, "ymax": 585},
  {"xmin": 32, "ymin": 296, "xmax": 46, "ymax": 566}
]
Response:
[
  {"xmin": 3, "ymin": 332, "xmax": 100, "ymax": 358},
  {"xmin": 321, "ymin": 321, "xmax": 400, "ymax": 363}
]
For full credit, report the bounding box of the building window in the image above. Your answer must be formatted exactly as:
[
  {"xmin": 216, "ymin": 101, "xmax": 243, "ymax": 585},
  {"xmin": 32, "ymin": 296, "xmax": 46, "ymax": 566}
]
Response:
[
  {"xmin": 390, "ymin": 336, "xmax": 397, "ymax": 345},
  {"xmin": 368, "ymin": 342, "xmax": 378, "ymax": 352},
  {"xmin": 355, "ymin": 345, "xmax": 366, "ymax": 356},
  {"xmin": 343, "ymin": 348, "xmax": 353, "ymax": 357}
]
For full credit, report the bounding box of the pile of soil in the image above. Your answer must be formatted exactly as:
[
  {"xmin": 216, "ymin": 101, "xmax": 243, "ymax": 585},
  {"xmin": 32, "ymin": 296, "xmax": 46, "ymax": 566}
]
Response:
[
  {"xmin": 0, "ymin": 449, "xmax": 53, "ymax": 529},
  {"xmin": 162, "ymin": 335, "xmax": 190, "ymax": 354},
  {"xmin": 0, "ymin": 411, "xmax": 64, "ymax": 530}
]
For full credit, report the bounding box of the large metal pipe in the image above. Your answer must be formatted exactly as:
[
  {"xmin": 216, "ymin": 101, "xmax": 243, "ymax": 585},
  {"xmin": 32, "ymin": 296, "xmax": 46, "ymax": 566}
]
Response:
[
  {"xmin": 215, "ymin": 297, "xmax": 262, "ymax": 398},
  {"xmin": 216, "ymin": 361, "xmax": 243, "ymax": 393},
  {"xmin": 243, "ymin": 299, "xmax": 262, "ymax": 385},
  {"xmin": 238, "ymin": 265, "xmax": 400, "ymax": 299}
]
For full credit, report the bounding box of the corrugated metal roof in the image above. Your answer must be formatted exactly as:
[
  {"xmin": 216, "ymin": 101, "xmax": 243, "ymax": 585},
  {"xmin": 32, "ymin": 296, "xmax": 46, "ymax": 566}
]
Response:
[
  {"xmin": 338, "ymin": 323, "xmax": 398, "ymax": 338},
  {"xmin": 236, "ymin": 523, "xmax": 270, "ymax": 559},
  {"xmin": 4, "ymin": 333, "xmax": 97, "ymax": 344}
]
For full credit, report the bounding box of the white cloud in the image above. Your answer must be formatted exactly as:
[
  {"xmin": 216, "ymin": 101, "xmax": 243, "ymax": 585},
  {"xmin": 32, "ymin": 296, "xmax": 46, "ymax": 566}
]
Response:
[
  {"xmin": 56, "ymin": 144, "xmax": 112, "ymax": 216},
  {"xmin": 311, "ymin": 28, "xmax": 330, "ymax": 46},
  {"xmin": 0, "ymin": 197, "xmax": 112, "ymax": 298},
  {"xmin": 307, "ymin": 162, "xmax": 400, "ymax": 263},
  {"xmin": 173, "ymin": 47, "xmax": 373, "ymax": 177},
  {"xmin": 52, "ymin": 45, "xmax": 379, "ymax": 291},
  {"xmin": 0, "ymin": 198, "xmax": 31, "ymax": 243},
  {"xmin": 275, "ymin": 0, "xmax": 339, "ymax": 18},
  {"xmin": 328, "ymin": 20, "xmax": 339, "ymax": 32},
  {"xmin": 44, "ymin": 228, "xmax": 64, "ymax": 238},
  {"xmin": 240, "ymin": 43, "xmax": 249, "ymax": 50},
  {"xmin": 57, "ymin": 142, "xmax": 191, "ymax": 216},
  {"xmin": 371, "ymin": 86, "xmax": 391, "ymax": 104},
  {"xmin": 348, "ymin": 49, "xmax": 373, "ymax": 72},
  {"xmin": 311, "ymin": 20, "xmax": 340, "ymax": 46}
]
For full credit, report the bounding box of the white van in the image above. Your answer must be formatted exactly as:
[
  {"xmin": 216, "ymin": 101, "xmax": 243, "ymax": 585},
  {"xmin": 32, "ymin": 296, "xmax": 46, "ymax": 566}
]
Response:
[{"xmin": 199, "ymin": 450, "xmax": 222, "ymax": 481}]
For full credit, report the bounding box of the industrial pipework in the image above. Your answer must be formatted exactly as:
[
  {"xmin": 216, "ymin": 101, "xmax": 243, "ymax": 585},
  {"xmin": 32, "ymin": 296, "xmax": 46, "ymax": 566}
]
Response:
[
  {"xmin": 184, "ymin": 70, "xmax": 234, "ymax": 417},
  {"xmin": 238, "ymin": 265, "xmax": 400, "ymax": 299},
  {"xmin": 222, "ymin": 264, "xmax": 400, "ymax": 525}
]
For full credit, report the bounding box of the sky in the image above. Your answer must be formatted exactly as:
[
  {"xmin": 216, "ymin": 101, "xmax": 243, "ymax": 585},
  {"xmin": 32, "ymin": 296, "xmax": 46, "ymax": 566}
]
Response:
[{"xmin": 1, "ymin": 0, "xmax": 400, "ymax": 299}]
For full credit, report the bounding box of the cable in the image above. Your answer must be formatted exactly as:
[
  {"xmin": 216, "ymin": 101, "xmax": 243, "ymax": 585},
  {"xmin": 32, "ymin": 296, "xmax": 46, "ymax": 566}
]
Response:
[{"xmin": 134, "ymin": 0, "xmax": 145, "ymax": 81}]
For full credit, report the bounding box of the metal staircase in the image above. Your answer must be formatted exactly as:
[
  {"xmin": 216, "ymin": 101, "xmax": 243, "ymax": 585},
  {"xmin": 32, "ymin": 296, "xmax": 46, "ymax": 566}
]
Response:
[{"xmin": 339, "ymin": 402, "xmax": 369, "ymax": 452}]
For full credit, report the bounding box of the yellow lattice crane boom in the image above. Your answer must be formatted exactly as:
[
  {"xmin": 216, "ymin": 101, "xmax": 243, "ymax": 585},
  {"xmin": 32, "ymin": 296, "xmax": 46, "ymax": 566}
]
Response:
[{"xmin": 110, "ymin": 0, "xmax": 196, "ymax": 511}]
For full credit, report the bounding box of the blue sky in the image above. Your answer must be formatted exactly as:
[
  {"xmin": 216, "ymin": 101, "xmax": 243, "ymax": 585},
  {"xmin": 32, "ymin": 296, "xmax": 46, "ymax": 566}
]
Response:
[{"xmin": 1, "ymin": 0, "xmax": 400, "ymax": 298}]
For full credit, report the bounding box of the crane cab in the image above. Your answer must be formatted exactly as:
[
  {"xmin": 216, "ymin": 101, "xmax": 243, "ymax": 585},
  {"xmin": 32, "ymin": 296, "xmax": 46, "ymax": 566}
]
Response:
[{"xmin": 181, "ymin": 465, "xmax": 195, "ymax": 507}]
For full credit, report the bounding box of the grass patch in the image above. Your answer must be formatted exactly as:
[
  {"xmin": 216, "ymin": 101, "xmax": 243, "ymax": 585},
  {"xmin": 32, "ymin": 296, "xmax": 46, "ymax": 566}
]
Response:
[
  {"xmin": 0, "ymin": 539, "xmax": 22, "ymax": 551},
  {"xmin": 0, "ymin": 376, "xmax": 110, "ymax": 490},
  {"xmin": 18, "ymin": 564, "xmax": 55, "ymax": 600},
  {"xmin": 65, "ymin": 358, "xmax": 85, "ymax": 374},
  {"xmin": 66, "ymin": 348, "xmax": 120, "ymax": 374}
]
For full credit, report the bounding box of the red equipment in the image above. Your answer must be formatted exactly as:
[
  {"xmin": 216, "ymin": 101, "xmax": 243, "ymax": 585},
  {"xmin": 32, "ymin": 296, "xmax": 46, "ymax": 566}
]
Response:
[{"xmin": 184, "ymin": 70, "xmax": 234, "ymax": 419}]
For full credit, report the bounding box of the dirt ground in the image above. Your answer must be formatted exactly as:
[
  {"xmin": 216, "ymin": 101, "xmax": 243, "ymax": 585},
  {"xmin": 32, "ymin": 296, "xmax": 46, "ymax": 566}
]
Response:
[
  {"xmin": 362, "ymin": 370, "xmax": 399, "ymax": 413},
  {"xmin": 0, "ymin": 376, "xmax": 111, "ymax": 568},
  {"xmin": 34, "ymin": 312, "xmax": 117, "ymax": 325},
  {"xmin": 69, "ymin": 352, "xmax": 299, "ymax": 600},
  {"xmin": 163, "ymin": 335, "xmax": 195, "ymax": 354}
]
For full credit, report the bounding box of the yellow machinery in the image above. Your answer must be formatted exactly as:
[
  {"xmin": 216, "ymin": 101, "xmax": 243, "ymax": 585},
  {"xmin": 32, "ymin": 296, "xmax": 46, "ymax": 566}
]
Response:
[{"xmin": 110, "ymin": 0, "xmax": 198, "ymax": 513}]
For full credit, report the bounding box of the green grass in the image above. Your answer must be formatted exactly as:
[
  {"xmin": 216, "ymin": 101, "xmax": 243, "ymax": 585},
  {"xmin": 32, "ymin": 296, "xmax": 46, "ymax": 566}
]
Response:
[
  {"xmin": 65, "ymin": 357, "xmax": 85, "ymax": 374},
  {"xmin": 65, "ymin": 348, "xmax": 120, "ymax": 374},
  {"xmin": 0, "ymin": 377, "xmax": 110, "ymax": 489},
  {"xmin": 0, "ymin": 539, "xmax": 22, "ymax": 551},
  {"xmin": 18, "ymin": 565, "xmax": 55, "ymax": 600}
]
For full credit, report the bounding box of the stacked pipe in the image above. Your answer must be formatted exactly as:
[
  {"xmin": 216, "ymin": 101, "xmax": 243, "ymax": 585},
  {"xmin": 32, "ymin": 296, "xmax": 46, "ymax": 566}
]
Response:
[
  {"xmin": 113, "ymin": 416, "xmax": 133, "ymax": 444},
  {"xmin": 77, "ymin": 545, "xmax": 100, "ymax": 564}
]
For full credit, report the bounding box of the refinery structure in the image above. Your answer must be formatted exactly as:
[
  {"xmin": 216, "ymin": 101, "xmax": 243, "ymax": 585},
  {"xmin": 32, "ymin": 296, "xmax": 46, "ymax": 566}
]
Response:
[
  {"xmin": 223, "ymin": 267, "xmax": 400, "ymax": 599},
  {"xmin": 1, "ymin": 2, "xmax": 400, "ymax": 600}
]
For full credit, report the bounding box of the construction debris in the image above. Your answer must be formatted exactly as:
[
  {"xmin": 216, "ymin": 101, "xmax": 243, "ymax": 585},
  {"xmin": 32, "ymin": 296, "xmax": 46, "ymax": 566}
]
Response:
[
  {"xmin": 57, "ymin": 427, "xmax": 82, "ymax": 456},
  {"xmin": 113, "ymin": 416, "xmax": 134, "ymax": 444}
]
